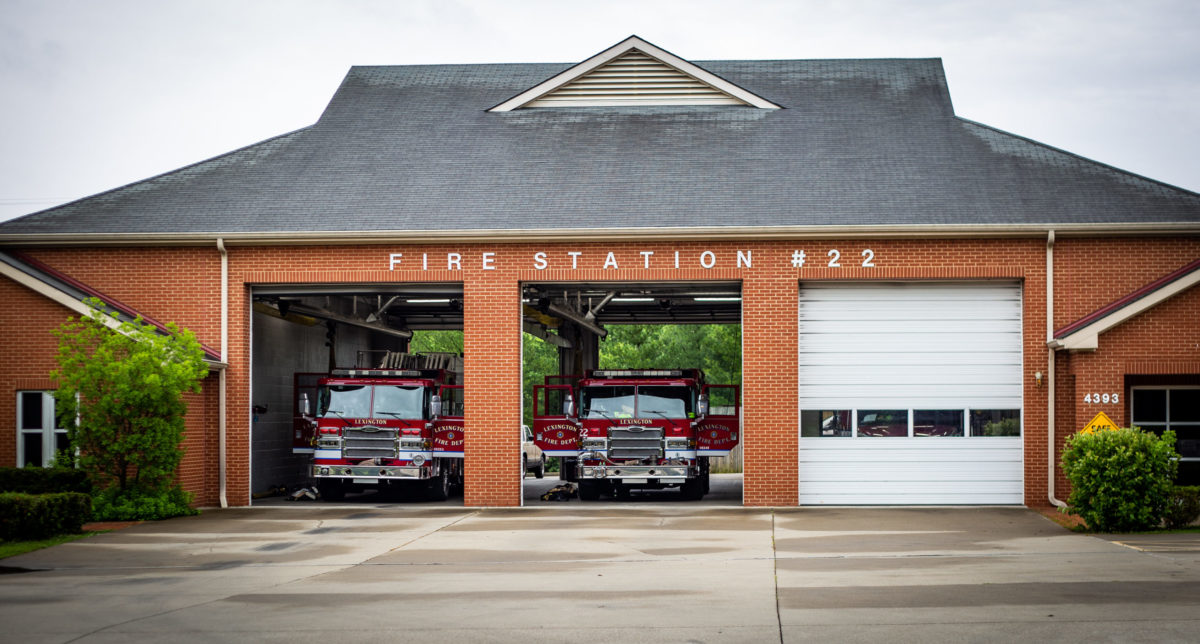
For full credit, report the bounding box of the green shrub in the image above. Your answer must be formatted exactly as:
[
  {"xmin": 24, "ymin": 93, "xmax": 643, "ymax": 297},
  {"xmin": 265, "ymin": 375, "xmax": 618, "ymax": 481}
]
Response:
[
  {"xmin": 91, "ymin": 486, "xmax": 198, "ymax": 522},
  {"xmin": 0, "ymin": 467, "xmax": 92, "ymax": 494},
  {"xmin": 1163, "ymin": 486, "xmax": 1200, "ymax": 529},
  {"xmin": 0, "ymin": 492, "xmax": 93, "ymax": 541},
  {"xmin": 1061, "ymin": 427, "xmax": 1177, "ymax": 532}
]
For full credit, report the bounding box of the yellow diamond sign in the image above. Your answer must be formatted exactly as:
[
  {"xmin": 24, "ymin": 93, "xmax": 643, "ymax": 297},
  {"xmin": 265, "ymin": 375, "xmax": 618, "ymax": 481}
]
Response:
[{"xmin": 1080, "ymin": 411, "xmax": 1119, "ymax": 434}]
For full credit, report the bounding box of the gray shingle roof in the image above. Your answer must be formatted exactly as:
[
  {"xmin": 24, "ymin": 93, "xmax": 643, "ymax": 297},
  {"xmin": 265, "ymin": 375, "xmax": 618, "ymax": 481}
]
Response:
[{"xmin": 3, "ymin": 57, "xmax": 1197, "ymax": 239}]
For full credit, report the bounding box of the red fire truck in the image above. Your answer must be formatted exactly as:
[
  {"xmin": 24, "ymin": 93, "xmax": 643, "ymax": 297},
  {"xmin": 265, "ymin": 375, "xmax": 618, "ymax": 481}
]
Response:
[
  {"xmin": 294, "ymin": 357, "xmax": 464, "ymax": 501},
  {"xmin": 532, "ymin": 369, "xmax": 739, "ymax": 500}
]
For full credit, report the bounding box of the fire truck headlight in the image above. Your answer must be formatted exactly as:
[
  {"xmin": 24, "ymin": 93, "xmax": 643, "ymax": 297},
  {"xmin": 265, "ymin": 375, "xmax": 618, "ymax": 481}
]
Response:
[
  {"xmin": 320, "ymin": 467, "xmax": 330, "ymax": 475},
  {"xmin": 582, "ymin": 438, "xmax": 606, "ymax": 450},
  {"xmin": 411, "ymin": 454, "xmax": 426, "ymax": 466},
  {"xmin": 666, "ymin": 438, "xmax": 689, "ymax": 450}
]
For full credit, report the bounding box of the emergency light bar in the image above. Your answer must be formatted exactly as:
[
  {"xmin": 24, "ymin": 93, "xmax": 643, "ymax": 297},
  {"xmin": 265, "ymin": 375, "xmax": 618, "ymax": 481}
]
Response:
[
  {"xmin": 332, "ymin": 369, "xmax": 425, "ymax": 378},
  {"xmin": 591, "ymin": 369, "xmax": 684, "ymax": 378}
]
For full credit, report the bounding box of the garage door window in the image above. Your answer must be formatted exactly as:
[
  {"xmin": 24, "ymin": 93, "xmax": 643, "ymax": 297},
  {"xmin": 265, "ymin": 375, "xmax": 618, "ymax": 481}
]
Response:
[
  {"xmin": 17, "ymin": 391, "xmax": 69, "ymax": 468},
  {"xmin": 857, "ymin": 410, "xmax": 908, "ymax": 437},
  {"xmin": 1132, "ymin": 387, "xmax": 1200, "ymax": 459},
  {"xmin": 801, "ymin": 409, "xmax": 851, "ymax": 437},
  {"xmin": 970, "ymin": 409, "xmax": 1021, "ymax": 437},
  {"xmin": 802, "ymin": 407, "xmax": 1021, "ymax": 438},
  {"xmin": 914, "ymin": 409, "xmax": 965, "ymax": 437}
]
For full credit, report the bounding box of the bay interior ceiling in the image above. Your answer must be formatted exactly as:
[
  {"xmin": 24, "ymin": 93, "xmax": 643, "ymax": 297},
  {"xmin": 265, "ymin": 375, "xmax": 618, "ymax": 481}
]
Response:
[
  {"xmin": 522, "ymin": 281, "xmax": 742, "ymax": 327},
  {"xmin": 253, "ymin": 283, "xmax": 465, "ymax": 333}
]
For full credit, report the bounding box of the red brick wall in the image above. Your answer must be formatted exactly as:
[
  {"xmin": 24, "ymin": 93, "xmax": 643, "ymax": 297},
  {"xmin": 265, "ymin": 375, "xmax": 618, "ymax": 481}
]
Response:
[
  {"xmin": 4, "ymin": 235, "xmax": 1193, "ymax": 508},
  {"xmin": 1054, "ymin": 284, "xmax": 1200, "ymax": 500},
  {"xmin": 0, "ymin": 278, "xmax": 72, "ymax": 465},
  {"xmin": 1053, "ymin": 237, "xmax": 1200, "ymax": 329},
  {"xmin": 1047, "ymin": 238, "xmax": 1200, "ymax": 503},
  {"xmin": 0, "ymin": 272, "xmax": 220, "ymax": 504}
]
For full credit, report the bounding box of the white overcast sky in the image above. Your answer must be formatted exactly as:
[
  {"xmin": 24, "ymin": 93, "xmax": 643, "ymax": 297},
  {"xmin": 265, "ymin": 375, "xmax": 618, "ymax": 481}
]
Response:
[{"xmin": 2, "ymin": 0, "xmax": 1198, "ymax": 223}]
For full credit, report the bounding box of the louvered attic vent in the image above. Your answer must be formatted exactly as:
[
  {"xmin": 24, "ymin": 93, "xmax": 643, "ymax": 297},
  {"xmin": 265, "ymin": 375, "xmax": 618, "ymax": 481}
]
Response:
[
  {"xmin": 489, "ymin": 36, "xmax": 781, "ymax": 112},
  {"xmin": 525, "ymin": 50, "xmax": 747, "ymax": 107}
]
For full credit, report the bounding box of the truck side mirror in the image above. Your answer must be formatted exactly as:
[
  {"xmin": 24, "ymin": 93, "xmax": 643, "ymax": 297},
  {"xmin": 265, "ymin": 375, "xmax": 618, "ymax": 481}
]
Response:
[
  {"xmin": 563, "ymin": 394, "xmax": 575, "ymax": 418},
  {"xmin": 431, "ymin": 394, "xmax": 443, "ymax": 419},
  {"xmin": 298, "ymin": 393, "xmax": 310, "ymax": 416},
  {"xmin": 697, "ymin": 394, "xmax": 709, "ymax": 417}
]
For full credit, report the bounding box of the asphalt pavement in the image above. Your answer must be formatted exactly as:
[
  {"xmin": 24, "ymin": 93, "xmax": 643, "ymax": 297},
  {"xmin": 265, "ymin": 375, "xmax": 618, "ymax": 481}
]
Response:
[{"xmin": 2, "ymin": 477, "xmax": 1199, "ymax": 643}]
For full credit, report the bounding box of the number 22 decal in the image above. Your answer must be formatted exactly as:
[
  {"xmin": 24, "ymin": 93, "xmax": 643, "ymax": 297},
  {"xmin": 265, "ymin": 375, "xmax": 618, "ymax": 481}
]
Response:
[{"xmin": 825, "ymin": 249, "xmax": 875, "ymax": 268}]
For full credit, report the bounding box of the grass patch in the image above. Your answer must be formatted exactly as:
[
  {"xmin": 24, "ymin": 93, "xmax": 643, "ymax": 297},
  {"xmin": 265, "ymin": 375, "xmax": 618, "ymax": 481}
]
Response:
[{"xmin": 0, "ymin": 532, "xmax": 95, "ymax": 560}]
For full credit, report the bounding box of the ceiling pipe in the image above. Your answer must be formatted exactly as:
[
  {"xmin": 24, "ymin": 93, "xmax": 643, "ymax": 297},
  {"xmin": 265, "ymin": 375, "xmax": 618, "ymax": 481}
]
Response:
[
  {"xmin": 286, "ymin": 302, "xmax": 414, "ymax": 339},
  {"xmin": 584, "ymin": 291, "xmax": 616, "ymax": 322},
  {"xmin": 523, "ymin": 321, "xmax": 573, "ymax": 348},
  {"xmin": 548, "ymin": 302, "xmax": 607, "ymax": 338},
  {"xmin": 366, "ymin": 295, "xmax": 402, "ymax": 323}
]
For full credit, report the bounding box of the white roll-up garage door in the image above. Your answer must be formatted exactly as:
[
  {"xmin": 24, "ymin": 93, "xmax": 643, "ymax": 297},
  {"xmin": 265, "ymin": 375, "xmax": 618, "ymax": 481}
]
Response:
[{"xmin": 798, "ymin": 281, "xmax": 1023, "ymax": 504}]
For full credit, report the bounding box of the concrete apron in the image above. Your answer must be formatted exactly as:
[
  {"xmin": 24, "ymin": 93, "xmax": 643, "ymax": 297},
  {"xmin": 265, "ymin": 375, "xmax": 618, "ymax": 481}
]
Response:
[{"xmin": 2, "ymin": 506, "xmax": 1199, "ymax": 643}]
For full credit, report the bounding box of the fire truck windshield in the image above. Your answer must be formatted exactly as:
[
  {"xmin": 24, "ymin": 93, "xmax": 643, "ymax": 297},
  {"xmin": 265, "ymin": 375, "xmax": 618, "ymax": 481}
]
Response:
[
  {"xmin": 637, "ymin": 386, "xmax": 694, "ymax": 417},
  {"xmin": 318, "ymin": 384, "xmax": 426, "ymax": 420},
  {"xmin": 319, "ymin": 385, "xmax": 371, "ymax": 418},
  {"xmin": 372, "ymin": 385, "xmax": 425, "ymax": 419},
  {"xmin": 580, "ymin": 385, "xmax": 693, "ymax": 419},
  {"xmin": 581, "ymin": 386, "xmax": 636, "ymax": 419}
]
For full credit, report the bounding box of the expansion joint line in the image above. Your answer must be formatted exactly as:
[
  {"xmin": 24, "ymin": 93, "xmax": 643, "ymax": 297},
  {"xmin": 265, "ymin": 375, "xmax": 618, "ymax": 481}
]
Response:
[
  {"xmin": 773, "ymin": 509, "xmax": 783, "ymax": 644},
  {"xmin": 387, "ymin": 510, "xmax": 481, "ymax": 554}
]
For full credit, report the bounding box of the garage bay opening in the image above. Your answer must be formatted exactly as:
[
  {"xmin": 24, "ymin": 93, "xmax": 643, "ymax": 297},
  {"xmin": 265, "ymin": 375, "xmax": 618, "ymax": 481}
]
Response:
[
  {"xmin": 521, "ymin": 282, "xmax": 743, "ymax": 505},
  {"xmin": 250, "ymin": 284, "xmax": 465, "ymax": 504}
]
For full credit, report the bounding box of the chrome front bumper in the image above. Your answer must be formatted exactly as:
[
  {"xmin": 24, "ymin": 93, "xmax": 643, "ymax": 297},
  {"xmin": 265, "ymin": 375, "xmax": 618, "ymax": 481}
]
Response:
[
  {"xmin": 579, "ymin": 464, "xmax": 691, "ymax": 483},
  {"xmin": 311, "ymin": 464, "xmax": 426, "ymax": 480}
]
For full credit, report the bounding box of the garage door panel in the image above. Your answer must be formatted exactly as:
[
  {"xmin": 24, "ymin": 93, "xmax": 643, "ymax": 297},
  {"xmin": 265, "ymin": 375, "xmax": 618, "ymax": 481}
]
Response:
[
  {"xmin": 799, "ymin": 383, "xmax": 1022, "ymax": 397},
  {"xmin": 800, "ymin": 299, "xmax": 1019, "ymax": 319},
  {"xmin": 800, "ymin": 332, "xmax": 1019, "ymax": 353},
  {"xmin": 798, "ymin": 489, "xmax": 1025, "ymax": 505},
  {"xmin": 800, "ymin": 364, "xmax": 1022, "ymax": 384},
  {"xmin": 798, "ymin": 352, "xmax": 1021, "ymax": 367},
  {"xmin": 800, "ymin": 283, "xmax": 1020, "ymax": 301},
  {"xmin": 799, "ymin": 440, "xmax": 1022, "ymax": 462},
  {"xmin": 799, "ymin": 461, "xmax": 1022, "ymax": 481},
  {"xmin": 800, "ymin": 319, "xmax": 1020, "ymax": 334}
]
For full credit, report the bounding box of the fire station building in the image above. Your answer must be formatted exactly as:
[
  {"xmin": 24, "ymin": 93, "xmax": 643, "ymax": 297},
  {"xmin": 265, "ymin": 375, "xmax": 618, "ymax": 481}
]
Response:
[{"xmin": 1, "ymin": 36, "xmax": 1198, "ymax": 508}]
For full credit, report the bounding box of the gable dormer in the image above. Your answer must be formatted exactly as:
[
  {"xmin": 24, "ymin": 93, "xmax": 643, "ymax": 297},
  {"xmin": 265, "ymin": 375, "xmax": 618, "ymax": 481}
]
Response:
[{"xmin": 489, "ymin": 35, "xmax": 781, "ymax": 111}]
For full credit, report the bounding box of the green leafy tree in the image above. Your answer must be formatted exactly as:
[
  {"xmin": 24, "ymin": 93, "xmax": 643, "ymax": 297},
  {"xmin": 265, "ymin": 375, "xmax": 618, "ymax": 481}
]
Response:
[
  {"xmin": 523, "ymin": 333, "xmax": 559, "ymax": 426},
  {"xmin": 52, "ymin": 301, "xmax": 207, "ymax": 520},
  {"xmin": 407, "ymin": 330, "xmax": 464, "ymax": 354},
  {"xmin": 601, "ymin": 324, "xmax": 741, "ymax": 385}
]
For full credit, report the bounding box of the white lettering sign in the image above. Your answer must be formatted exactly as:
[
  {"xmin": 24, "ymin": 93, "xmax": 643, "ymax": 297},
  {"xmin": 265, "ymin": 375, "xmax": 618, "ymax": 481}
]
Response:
[{"xmin": 385, "ymin": 249, "xmax": 879, "ymax": 271}]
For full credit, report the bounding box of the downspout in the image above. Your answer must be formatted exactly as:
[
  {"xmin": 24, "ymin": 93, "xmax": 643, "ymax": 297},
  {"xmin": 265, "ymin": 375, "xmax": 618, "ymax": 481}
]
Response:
[
  {"xmin": 217, "ymin": 238, "xmax": 229, "ymax": 509},
  {"xmin": 1046, "ymin": 230, "xmax": 1067, "ymax": 508}
]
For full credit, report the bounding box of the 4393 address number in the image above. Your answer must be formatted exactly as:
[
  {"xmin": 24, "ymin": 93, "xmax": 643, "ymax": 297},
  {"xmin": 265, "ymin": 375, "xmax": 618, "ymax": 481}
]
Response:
[{"xmin": 1083, "ymin": 393, "xmax": 1119, "ymax": 404}]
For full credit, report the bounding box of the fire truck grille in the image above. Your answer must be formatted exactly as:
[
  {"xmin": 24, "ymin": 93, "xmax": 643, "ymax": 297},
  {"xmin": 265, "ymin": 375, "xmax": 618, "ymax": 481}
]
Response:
[
  {"xmin": 608, "ymin": 426, "xmax": 664, "ymax": 460},
  {"xmin": 343, "ymin": 427, "xmax": 398, "ymax": 459}
]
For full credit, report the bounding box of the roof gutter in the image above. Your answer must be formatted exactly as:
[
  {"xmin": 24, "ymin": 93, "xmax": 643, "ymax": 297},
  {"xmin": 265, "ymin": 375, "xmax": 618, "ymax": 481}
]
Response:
[{"xmin": 1, "ymin": 223, "xmax": 1198, "ymax": 247}]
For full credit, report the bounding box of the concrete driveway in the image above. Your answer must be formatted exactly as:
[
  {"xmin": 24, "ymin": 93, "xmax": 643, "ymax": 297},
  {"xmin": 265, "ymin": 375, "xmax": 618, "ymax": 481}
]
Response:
[{"xmin": 2, "ymin": 502, "xmax": 1198, "ymax": 643}]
